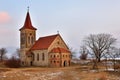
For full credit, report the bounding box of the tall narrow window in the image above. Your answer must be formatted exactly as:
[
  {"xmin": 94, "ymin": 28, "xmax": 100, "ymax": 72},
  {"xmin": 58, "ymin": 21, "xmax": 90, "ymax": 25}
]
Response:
[
  {"xmin": 42, "ymin": 53, "xmax": 44, "ymax": 61},
  {"xmin": 37, "ymin": 53, "xmax": 39, "ymax": 61},
  {"xmin": 32, "ymin": 53, "xmax": 34, "ymax": 61},
  {"xmin": 28, "ymin": 36, "xmax": 30, "ymax": 44},
  {"xmin": 31, "ymin": 36, "xmax": 34, "ymax": 44},
  {"xmin": 21, "ymin": 33, "xmax": 25, "ymax": 44}
]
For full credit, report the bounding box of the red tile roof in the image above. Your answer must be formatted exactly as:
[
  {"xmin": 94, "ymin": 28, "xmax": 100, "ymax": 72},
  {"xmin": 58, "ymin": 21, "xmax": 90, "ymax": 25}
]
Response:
[
  {"xmin": 19, "ymin": 12, "xmax": 37, "ymax": 30},
  {"xmin": 50, "ymin": 47, "xmax": 70, "ymax": 53},
  {"xmin": 30, "ymin": 34, "xmax": 59, "ymax": 50}
]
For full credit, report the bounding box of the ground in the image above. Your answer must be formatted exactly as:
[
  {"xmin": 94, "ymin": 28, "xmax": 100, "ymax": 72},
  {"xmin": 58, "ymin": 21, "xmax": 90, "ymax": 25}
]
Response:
[{"xmin": 0, "ymin": 65, "xmax": 120, "ymax": 80}]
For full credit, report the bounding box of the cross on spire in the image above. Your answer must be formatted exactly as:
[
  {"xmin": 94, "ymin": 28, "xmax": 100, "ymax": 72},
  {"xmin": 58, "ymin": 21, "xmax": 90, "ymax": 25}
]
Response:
[
  {"xmin": 57, "ymin": 30, "xmax": 59, "ymax": 34},
  {"xmin": 27, "ymin": 6, "xmax": 29, "ymax": 12}
]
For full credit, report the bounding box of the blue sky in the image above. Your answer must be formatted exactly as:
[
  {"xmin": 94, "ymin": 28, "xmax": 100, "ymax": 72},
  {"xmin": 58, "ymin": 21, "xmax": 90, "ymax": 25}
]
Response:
[{"xmin": 0, "ymin": 0, "xmax": 120, "ymax": 55}]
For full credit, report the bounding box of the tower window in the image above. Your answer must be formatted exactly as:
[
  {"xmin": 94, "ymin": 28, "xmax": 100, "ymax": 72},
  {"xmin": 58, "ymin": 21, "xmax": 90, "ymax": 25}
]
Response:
[
  {"xmin": 21, "ymin": 33, "xmax": 25, "ymax": 44},
  {"xmin": 31, "ymin": 36, "xmax": 34, "ymax": 44},
  {"xmin": 28, "ymin": 36, "xmax": 30, "ymax": 44}
]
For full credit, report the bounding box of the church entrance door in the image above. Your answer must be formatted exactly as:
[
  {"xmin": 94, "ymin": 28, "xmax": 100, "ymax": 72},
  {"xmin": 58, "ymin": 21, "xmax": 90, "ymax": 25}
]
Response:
[
  {"xmin": 30, "ymin": 61, "xmax": 33, "ymax": 66},
  {"xmin": 63, "ymin": 61, "xmax": 67, "ymax": 67}
]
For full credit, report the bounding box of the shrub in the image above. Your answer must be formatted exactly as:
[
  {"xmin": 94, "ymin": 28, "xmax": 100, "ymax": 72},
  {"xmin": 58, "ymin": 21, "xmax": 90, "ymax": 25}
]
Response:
[
  {"xmin": 98, "ymin": 75, "xmax": 106, "ymax": 80},
  {"xmin": 4, "ymin": 56, "xmax": 21, "ymax": 68},
  {"xmin": 80, "ymin": 53, "xmax": 88, "ymax": 60},
  {"xmin": 114, "ymin": 64, "xmax": 120, "ymax": 69}
]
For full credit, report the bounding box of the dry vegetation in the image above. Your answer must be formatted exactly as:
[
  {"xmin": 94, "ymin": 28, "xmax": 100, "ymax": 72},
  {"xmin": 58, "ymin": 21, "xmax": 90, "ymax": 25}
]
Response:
[{"xmin": 0, "ymin": 63, "xmax": 120, "ymax": 80}]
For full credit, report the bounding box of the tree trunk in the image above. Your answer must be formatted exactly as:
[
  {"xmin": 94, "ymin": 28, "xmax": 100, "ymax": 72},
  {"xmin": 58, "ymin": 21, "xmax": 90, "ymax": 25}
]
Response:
[{"xmin": 96, "ymin": 58, "xmax": 101, "ymax": 62}]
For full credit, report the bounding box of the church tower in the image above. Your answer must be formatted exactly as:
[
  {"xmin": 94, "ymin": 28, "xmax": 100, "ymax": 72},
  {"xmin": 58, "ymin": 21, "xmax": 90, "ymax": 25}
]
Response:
[{"xmin": 19, "ymin": 10, "xmax": 37, "ymax": 65}]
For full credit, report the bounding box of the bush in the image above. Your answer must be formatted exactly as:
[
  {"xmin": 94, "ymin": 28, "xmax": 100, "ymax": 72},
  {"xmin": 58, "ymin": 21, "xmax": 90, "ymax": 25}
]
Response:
[
  {"xmin": 114, "ymin": 64, "xmax": 120, "ymax": 69},
  {"xmin": 4, "ymin": 56, "xmax": 21, "ymax": 68},
  {"xmin": 80, "ymin": 53, "xmax": 88, "ymax": 60}
]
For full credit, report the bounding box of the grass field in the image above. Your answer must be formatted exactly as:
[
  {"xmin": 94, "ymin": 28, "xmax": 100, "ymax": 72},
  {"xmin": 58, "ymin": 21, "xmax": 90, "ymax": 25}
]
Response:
[{"xmin": 0, "ymin": 64, "xmax": 120, "ymax": 80}]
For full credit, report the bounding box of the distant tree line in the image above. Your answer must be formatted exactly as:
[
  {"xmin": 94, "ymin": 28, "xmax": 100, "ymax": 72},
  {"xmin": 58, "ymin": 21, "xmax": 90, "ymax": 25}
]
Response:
[{"xmin": 0, "ymin": 48, "xmax": 21, "ymax": 68}]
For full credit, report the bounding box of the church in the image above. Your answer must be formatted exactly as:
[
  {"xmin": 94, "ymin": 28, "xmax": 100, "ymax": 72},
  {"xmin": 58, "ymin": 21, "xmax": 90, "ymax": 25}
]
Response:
[{"xmin": 19, "ymin": 10, "xmax": 71, "ymax": 67}]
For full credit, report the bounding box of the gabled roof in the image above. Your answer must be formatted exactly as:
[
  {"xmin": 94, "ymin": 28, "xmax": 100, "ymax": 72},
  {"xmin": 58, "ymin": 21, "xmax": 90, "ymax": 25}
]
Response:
[
  {"xmin": 19, "ymin": 11, "xmax": 37, "ymax": 31},
  {"xmin": 30, "ymin": 34, "xmax": 59, "ymax": 50},
  {"xmin": 50, "ymin": 47, "xmax": 70, "ymax": 53}
]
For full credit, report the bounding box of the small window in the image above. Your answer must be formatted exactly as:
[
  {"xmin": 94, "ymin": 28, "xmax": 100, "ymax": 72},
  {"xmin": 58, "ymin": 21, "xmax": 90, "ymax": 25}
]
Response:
[
  {"xmin": 30, "ymin": 33, "xmax": 32, "ymax": 35},
  {"xmin": 63, "ymin": 55, "xmax": 64, "ymax": 57},
  {"xmin": 37, "ymin": 53, "xmax": 39, "ymax": 61},
  {"xmin": 57, "ymin": 61, "xmax": 59, "ymax": 63},
  {"xmin": 57, "ymin": 55, "xmax": 59, "ymax": 57},
  {"xmin": 54, "ymin": 55, "xmax": 56, "ymax": 58},
  {"xmin": 42, "ymin": 53, "xmax": 45, "ymax": 61},
  {"xmin": 54, "ymin": 61, "xmax": 56, "ymax": 63},
  {"xmin": 22, "ymin": 61, "xmax": 24, "ymax": 65},
  {"xmin": 51, "ymin": 55, "xmax": 52, "ymax": 58},
  {"xmin": 32, "ymin": 53, "xmax": 35, "ymax": 61},
  {"xmin": 51, "ymin": 61, "xmax": 52, "ymax": 63},
  {"xmin": 66, "ymin": 55, "xmax": 67, "ymax": 57},
  {"xmin": 57, "ymin": 41, "xmax": 60, "ymax": 44}
]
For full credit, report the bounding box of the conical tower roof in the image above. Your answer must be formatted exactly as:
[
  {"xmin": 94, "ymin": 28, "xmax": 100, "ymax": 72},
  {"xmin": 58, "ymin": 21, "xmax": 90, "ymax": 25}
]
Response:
[{"xmin": 19, "ymin": 11, "xmax": 37, "ymax": 31}]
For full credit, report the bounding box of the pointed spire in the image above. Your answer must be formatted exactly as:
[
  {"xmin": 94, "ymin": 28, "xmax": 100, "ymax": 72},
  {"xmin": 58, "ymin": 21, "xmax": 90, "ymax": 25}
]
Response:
[{"xmin": 19, "ymin": 8, "xmax": 37, "ymax": 31}]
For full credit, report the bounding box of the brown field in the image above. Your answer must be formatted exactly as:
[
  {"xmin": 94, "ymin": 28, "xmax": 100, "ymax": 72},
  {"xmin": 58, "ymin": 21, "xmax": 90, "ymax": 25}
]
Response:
[{"xmin": 0, "ymin": 65, "xmax": 120, "ymax": 80}]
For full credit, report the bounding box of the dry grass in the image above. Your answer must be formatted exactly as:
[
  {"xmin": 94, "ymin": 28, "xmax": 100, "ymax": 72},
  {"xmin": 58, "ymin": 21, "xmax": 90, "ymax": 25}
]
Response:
[{"xmin": 0, "ymin": 64, "xmax": 119, "ymax": 80}]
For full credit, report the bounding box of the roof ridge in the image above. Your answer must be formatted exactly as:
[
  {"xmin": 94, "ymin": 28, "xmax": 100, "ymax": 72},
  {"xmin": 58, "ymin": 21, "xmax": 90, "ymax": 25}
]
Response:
[
  {"xmin": 29, "ymin": 34, "xmax": 59, "ymax": 50},
  {"xmin": 39, "ymin": 34, "xmax": 59, "ymax": 39}
]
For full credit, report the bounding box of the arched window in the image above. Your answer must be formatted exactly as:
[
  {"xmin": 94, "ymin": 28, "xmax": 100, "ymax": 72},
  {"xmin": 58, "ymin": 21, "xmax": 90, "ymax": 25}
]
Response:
[
  {"xmin": 66, "ymin": 55, "xmax": 67, "ymax": 57},
  {"xmin": 37, "ymin": 53, "xmax": 39, "ymax": 61},
  {"xmin": 42, "ymin": 53, "xmax": 44, "ymax": 61},
  {"xmin": 31, "ymin": 36, "xmax": 34, "ymax": 44},
  {"xmin": 32, "ymin": 53, "xmax": 35, "ymax": 61},
  {"xmin": 21, "ymin": 33, "xmax": 25, "ymax": 44},
  {"xmin": 28, "ymin": 36, "xmax": 30, "ymax": 44}
]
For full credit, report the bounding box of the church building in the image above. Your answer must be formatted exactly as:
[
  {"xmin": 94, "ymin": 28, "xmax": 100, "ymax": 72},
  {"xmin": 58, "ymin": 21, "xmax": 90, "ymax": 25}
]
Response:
[{"xmin": 19, "ymin": 10, "xmax": 71, "ymax": 67}]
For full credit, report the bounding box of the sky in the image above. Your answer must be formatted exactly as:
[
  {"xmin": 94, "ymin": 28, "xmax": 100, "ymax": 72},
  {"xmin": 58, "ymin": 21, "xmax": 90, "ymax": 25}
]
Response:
[{"xmin": 0, "ymin": 0, "xmax": 120, "ymax": 56}]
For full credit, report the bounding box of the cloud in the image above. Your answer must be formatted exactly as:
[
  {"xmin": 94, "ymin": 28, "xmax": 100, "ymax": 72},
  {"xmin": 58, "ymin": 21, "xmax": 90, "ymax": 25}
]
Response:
[{"xmin": 0, "ymin": 12, "xmax": 11, "ymax": 24}]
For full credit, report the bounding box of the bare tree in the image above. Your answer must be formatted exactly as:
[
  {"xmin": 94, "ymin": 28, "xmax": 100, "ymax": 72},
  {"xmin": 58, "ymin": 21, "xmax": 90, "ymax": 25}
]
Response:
[
  {"xmin": 0, "ymin": 48, "xmax": 7, "ymax": 61},
  {"xmin": 107, "ymin": 47, "xmax": 120, "ymax": 71},
  {"xmin": 13, "ymin": 49, "xmax": 20, "ymax": 59},
  {"xmin": 79, "ymin": 45, "xmax": 88, "ymax": 60},
  {"xmin": 84, "ymin": 33, "xmax": 116, "ymax": 62},
  {"xmin": 69, "ymin": 47, "xmax": 76, "ymax": 59}
]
